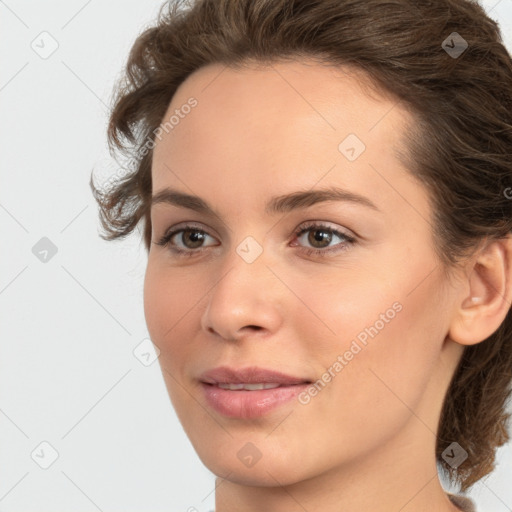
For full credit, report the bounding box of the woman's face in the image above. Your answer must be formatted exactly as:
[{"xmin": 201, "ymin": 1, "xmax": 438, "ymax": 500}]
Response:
[{"xmin": 144, "ymin": 59, "xmax": 464, "ymax": 487}]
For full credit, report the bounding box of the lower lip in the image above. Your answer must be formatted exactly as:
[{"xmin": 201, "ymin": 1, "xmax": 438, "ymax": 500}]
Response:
[{"xmin": 201, "ymin": 382, "xmax": 310, "ymax": 418}]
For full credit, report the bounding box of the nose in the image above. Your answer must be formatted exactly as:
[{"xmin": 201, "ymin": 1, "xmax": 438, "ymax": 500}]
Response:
[{"xmin": 200, "ymin": 244, "xmax": 284, "ymax": 342}]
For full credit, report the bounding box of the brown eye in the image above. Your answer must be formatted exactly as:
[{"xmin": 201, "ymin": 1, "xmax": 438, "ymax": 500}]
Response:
[
  {"xmin": 305, "ymin": 228, "xmax": 334, "ymax": 249},
  {"xmin": 178, "ymin": 229, "xmax": 208, "ymax": 249},
  {"xmin": 155, "ymin": 224, "xmax": 218, "ymax": 256},
  {"xmin": 293, "ymin": 222, "xmax": 357, "ymax": 257}
]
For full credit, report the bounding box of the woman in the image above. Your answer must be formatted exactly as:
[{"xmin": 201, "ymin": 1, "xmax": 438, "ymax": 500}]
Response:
[{"xmin": 90, "ymin": 0, "xmax": 512, "ymax": 510}]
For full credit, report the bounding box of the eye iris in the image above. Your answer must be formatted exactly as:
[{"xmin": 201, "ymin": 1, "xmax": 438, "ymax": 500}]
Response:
[
  {"xmin": 182, "ymin": 229, "xmax": 205, "ymax": 249},
  {"xmin": 308, "ymin": 228, "xmax": 332, "ymax": 248}
]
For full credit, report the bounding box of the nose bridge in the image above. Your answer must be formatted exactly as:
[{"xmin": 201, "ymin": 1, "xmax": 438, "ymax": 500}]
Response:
[
  {"xmin": 200, "ymin": 234, "xmax": 282, "ymax": 340},
  {"xmin": 212, "ymin": 234, "xmax": 270, "ymax": 308},
  {"xmin": 217, "ymin": 230, "xmax": 272, "ymax": 290}
]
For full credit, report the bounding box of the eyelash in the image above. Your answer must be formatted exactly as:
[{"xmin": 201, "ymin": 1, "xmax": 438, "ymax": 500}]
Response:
[{"xmin": 154, "ymin": 221, "xmax": 356, "ymax": 259}]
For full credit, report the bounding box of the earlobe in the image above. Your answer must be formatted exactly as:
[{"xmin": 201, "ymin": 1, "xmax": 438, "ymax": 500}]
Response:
[{"xmin": 448, "ymin": 234, "xmax": 512, "ymax": 346}]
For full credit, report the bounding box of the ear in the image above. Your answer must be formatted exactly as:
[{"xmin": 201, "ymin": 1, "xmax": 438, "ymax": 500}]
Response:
[{"xmin": 448, "ymin": 234, "xmax": 512, "ymax": 346}]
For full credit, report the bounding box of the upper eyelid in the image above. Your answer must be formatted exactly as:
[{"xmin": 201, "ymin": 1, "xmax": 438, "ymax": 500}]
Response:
[
  {"xmin": 165, "ymin": 222, "xmax": 217, "ymax": 239},
  {"xmin": 295, "ymin": 221, "xmax": 354, "ymax": 236}
]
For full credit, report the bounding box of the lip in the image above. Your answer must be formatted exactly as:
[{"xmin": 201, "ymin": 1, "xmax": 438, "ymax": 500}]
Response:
[
  {"xmin": 199, "ymin": 365, "xmax": 311, "ymax": 385},
  {"xmin": 199, "ymin": 366, "xmax": 312, "ymax": 419}
]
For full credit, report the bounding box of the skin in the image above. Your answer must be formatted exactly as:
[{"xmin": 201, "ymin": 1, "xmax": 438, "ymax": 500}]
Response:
[{"xmin": 144, "ymin": 59, "xmax": 512, "ymax": 512}]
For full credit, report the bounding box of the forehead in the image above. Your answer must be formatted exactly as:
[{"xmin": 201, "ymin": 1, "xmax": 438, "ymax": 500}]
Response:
[{"xmin": 151, "ymin": 59, "xmax": 414, "ymax": 202}]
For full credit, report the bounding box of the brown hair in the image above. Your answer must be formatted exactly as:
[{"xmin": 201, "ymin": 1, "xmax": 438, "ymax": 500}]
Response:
[{"xmin": 90, "ymin": 0, "xmax": 512, "ymax": 491}]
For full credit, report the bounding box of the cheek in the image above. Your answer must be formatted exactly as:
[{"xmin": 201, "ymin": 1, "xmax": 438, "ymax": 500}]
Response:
[
  {"xmin": 143, "ymin": 261, "xmax": 193, "ymax": 373},
  {"xmin": 143, "ymin": 259, "xmax": 200, "ymax": 341},
  {"xmin": 143, "ymin": 261, "xmax": 199, "ymax": 414},
  {"xmin": 143, "ymin": 263, "xmax": 168, "ymax": 343},
  {"xmin": 292, "ymin": 259, "xmax": 445, "ymax": 418}
]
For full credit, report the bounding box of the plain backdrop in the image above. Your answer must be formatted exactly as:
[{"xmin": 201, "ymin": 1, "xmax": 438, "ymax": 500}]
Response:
[{"xmin": 1, "ymin": 1, "xmax": 511, "ymax": 511}]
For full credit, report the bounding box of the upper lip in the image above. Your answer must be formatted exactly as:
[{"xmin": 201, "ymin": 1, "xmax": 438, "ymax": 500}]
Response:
[{"xmin": 199, "ymin": 365, "xmax": 312, "ymax": 385}]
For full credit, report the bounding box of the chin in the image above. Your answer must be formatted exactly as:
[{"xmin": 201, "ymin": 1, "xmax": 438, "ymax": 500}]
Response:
[{"xmin": 194, "ymin": 440, "xmax": 313, "ymax": 487}]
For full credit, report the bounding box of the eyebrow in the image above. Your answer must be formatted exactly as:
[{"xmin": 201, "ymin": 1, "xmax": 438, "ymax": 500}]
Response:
[{"xmin": 150, "ymin": 186, "xmax": 380, "ymax": 216}]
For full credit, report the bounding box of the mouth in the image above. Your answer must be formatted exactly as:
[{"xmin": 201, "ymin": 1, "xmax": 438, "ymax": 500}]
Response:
[
  {"xmin": 199, "ymin": 365, "xmax": 313, "ymax": 387},
  {"xmin": 198, "ymin": 366, "xmax": 313, "ymax": 418},
  {"xmin": 202, "ymin": 381, "xmax": 311, "ymax": 391}
]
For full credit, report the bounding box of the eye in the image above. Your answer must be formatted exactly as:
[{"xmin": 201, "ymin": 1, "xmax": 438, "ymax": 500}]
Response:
[
  {"xmin": 154, "ymin": 223, "xmax": 218, "ymax": 258},
  {"xmin": 154, "ymin": 221, "xmax": 357, "ymax": 258},
  {"xmin": 291, "ymin": 221, "xmax": 356, "ymax": 257}
]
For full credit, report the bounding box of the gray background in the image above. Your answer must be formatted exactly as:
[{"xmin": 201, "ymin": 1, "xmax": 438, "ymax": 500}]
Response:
[{"xmin": 1, "ymin": 0, "xmax": 511, "ymax": 510}]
